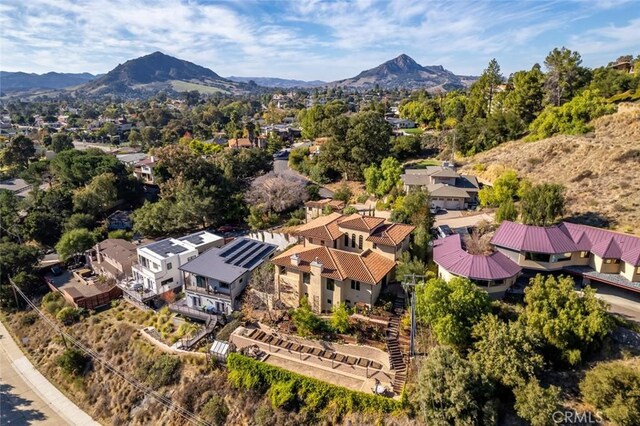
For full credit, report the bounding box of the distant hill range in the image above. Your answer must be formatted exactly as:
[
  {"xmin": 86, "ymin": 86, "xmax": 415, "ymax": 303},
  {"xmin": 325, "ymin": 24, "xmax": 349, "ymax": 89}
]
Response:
[
  {"xmin": 2, "ymin": 52, "xmax": 477, "ymax": 98},
  {"xmin": 0, "ymin": 71, "xmax": 97, "ymax": 91},
  {"xmin": 227, "ymin": 76, "xmax": 326, "ymax": 88},
  {"xmin": 329, "ymin": 54, "xmax": 476, "ymax": 91},
  {"xmin": 80, "ymin": 51, "xmax": 246, "ymax": 96}
]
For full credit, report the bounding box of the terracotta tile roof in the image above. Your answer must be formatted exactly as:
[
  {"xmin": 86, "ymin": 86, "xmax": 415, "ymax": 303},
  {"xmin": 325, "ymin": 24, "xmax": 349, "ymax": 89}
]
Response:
[
  {"xmin": 296, "ymin": 212, "xmax": 344, "ymax": 241},
  {"xmin": 228, "ymin": 138, "xmax": 252, "ymax": 148},
  {"xmin": 272, "ymin": 245, "xmax": 395, "ymax": 284},
  {"xmin": 367, "ymin": 223, "xmax": 415, "ymax": 246},
  {"xmin": 337, "ymin": 214, "xmax": 385, "ymax": 232}
]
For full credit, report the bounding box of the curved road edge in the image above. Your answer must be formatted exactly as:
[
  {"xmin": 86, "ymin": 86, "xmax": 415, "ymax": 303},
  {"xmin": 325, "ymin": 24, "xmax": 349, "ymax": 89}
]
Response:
[{"xmin": 0, "ymin": 320, "xmax": 101, "ymax": 426}]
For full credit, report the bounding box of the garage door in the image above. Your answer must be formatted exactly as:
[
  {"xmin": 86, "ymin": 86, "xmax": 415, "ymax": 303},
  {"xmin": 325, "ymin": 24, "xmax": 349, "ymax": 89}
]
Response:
[
  {"xmin": 432, "ymin": 199, "xmax": 446, "ymax": 209},
  {"xmin": 444, "ymin": 199, "xmax": 462, "ymax": 210}
]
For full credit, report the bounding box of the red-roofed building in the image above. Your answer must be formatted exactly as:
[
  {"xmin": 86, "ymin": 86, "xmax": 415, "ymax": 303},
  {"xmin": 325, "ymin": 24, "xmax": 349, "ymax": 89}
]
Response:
[{"xmin": 272, "ymin": 213, "xmax": 414, "ymax": 312}]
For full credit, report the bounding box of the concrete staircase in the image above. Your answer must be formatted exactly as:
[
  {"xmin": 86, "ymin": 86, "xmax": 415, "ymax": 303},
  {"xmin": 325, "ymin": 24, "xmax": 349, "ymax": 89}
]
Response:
[{"xmin": 386, "ymin": 297, "xmax": 408, "ymax": 395}]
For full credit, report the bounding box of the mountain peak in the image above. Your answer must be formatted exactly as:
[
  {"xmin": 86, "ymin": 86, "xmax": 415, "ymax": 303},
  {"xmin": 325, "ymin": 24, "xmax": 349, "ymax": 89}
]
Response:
[
  {"xmin": 331, "ymin": 54, "xmax": 477, "ymax": 91},
  {"xmin": 80, "ymin": 51, "xmax": 244, "ymax": 96},
  {"xmin": 389, "ymin": 54, "xmax": 419, "ymax": 69}
]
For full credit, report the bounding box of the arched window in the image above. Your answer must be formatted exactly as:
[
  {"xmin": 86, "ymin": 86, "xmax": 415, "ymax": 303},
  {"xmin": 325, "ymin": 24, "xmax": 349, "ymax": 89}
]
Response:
[
  {"xmin": 358, "ymin": 235, "xmax": 363, "ymax": 249},
  {"xmin": 344, "ymin": 234, "xmax": 349, "ymax": 247},
  {"xmin": 351, "ymin": 234, "xmax": 356, "ymax": 248}
]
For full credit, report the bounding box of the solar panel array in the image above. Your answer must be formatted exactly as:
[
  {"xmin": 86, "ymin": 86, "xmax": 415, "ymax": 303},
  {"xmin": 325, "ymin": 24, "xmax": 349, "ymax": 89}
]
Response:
[
  {"xmin": 219, "ymin": 238, "xmax": 275, "ymax": 269},
  {"xmin": 179, "ymin": 231, "xmax": 206, "ymax": 245},
  {"xmin": 146, "ymin": 239, "xmax": 188, "ymax": 257}
]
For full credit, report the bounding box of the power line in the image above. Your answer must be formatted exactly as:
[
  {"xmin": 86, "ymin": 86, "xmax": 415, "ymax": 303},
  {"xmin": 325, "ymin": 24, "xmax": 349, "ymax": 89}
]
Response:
[{"xmin": 10, "ymin": 282, "xmax": 211, "ymax": 426}]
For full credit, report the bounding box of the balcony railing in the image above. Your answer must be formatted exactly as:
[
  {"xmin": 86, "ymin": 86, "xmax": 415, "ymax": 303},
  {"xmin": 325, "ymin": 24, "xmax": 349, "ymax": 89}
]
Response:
[
  {"xmin": 168, "ymin": 301, "xmax": 219, "ymax": 322},
  {"xmin": 185, "ymin": 284, "xmax": 231, "ymax": 299}
]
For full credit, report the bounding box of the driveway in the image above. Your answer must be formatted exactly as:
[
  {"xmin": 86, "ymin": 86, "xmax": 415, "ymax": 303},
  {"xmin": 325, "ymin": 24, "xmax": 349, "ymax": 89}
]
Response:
[
  {"xmin": 589, "ymin": 282, "xmax": 640, "ymax": 323},
  {"xmin": 273, "ymin": 159, "xmax": 334, "ymax": 198},
  {"xmin": 434, "ymin": 211, "xmax": 494, "ymax": 228}
]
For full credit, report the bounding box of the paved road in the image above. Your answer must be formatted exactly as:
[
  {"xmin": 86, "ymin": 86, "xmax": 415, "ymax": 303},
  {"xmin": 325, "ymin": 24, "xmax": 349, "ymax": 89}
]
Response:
[
  {"xmin": 273, "ymin": 159, "xmax": 334, "ymax": 198},
  {"xmin": 0, "ymin": 321, "xmax": 100, "ymax": 426}
]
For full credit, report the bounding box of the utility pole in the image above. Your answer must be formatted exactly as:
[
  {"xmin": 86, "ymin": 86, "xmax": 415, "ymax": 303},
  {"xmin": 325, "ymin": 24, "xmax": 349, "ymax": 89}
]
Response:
[{"xmin": 401, "ymin": 274, "xmax": 428, "ymax": 358}]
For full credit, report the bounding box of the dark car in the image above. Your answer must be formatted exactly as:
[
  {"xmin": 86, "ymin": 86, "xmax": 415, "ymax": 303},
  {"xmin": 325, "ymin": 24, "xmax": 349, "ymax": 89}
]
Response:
[
  {"xmin": 436, "ymin": 225, "xmax": 454, "ymax": 239},
  {"xmin": 273, "ymin": 149, "xmax": 290, "ymax": 159},
  {"xmin": 50, "ymin": 265, "xmax": 64, "ymax": 276}
]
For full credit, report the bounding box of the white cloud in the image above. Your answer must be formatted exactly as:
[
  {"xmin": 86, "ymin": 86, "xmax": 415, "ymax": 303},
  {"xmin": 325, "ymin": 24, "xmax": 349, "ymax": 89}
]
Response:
[{"xmin": 0, "ymin": 0, "xmax": 637, "ymax": 80}]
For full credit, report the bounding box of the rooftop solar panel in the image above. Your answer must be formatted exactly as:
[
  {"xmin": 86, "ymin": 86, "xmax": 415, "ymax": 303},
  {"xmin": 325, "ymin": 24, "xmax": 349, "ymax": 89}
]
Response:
[
  {"xmin": 225, "ymin": 240, "xmax": 260, "ymax": 265},
  {"xmin": 146, "ymin": 239, "xmax": 188, "ymax": 257},
  {"xmin": 218, "ymin": 238, "xmax": 251, "ymax": 258},
  {"xmin": 228, "ymin": 242, "xmax": 263, "ymax": 266},
  {"xmin": 179, "ymin": 231, "xmax": 206, "ymax": 245},
  {"xmin": 243, "ymin": 246, "xmax": 275, "ymax": 269}
]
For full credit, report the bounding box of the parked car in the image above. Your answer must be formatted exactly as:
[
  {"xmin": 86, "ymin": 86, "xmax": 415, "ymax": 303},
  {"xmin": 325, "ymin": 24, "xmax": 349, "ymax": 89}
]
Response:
[
  {"xmin": 50, "ymin": 265, "xmax": 64, "ymax": 276},
  {"xmin": 436, "ymin": 225, "xmax": 453, "ymax": 239},
  {"xmin": 273, "ymin": 149, "xmax": 290, "ymax": 160}
]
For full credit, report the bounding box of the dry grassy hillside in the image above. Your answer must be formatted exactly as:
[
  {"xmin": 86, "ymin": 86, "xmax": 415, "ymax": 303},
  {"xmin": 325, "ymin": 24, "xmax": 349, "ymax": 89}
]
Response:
[{"xmin": 460, "ymin": 103, "xmax": 640, "ymax": 234}]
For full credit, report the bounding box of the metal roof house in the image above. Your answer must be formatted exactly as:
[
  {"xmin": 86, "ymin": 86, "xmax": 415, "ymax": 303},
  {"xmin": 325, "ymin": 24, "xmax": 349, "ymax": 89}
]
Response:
[
  {"xmin": 433, "ymin": 234, "xmax": 522, "ymax": 298},
  {"xmin": 491, "ymin": 221, "xmax": 640, "ymax": 292},
  {"xmin": 434, "ymin": 220, "xmax": 640, "ymax": 297},
  {"xmin": 178, "ymin": 237, "xmax": 277, "ymax": 318}
]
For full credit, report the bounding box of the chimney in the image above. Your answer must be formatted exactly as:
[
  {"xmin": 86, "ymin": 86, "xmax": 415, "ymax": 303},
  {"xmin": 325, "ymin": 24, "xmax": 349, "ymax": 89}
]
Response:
[
  {"xmin": 310, "ymin": 256, "xmax": 323, "ymax": 273},
  {"xmin": 291, "ymin": 253, "xmax": 300, "ymax": 267},
  {"xmin": 95, "ymin": 242, "xmax": 102, "ymax": 263}
]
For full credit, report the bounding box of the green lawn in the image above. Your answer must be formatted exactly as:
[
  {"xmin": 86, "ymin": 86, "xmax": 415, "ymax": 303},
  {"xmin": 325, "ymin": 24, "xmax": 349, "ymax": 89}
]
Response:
[
  {"xmin": 406, "ymin": 158, "xmax": 441, "ymax": 168},
  {"xmin": 403, "ymin": 128, "xmax": 424, "ymax": 135}
]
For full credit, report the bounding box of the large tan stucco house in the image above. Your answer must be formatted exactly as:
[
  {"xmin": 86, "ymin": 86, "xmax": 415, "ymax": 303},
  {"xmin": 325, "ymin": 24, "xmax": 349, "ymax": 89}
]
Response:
[{"xmin": 272, "ymin": 213, "xmax": 415, "ymax": 313}]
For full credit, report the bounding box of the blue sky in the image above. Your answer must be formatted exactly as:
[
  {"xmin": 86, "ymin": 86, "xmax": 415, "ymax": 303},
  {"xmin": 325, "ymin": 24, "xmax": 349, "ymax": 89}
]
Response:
[{"xmin": 1, "ymin": 0, "xmax": 638, "ymax": 80}]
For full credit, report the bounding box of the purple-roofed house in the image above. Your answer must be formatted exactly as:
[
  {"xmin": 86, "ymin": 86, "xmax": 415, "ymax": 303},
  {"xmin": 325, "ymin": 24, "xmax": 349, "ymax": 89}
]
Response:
[
  {"xmin": 433, "ymin": 234, "xmax": 521, "ymax": 298},
  {"xmin": 434, "ymin": 220, "xmax": 640, "ymax": 296},
  {"xmin": 491, "ymin": 221, "xmax": 640, "ymax": 292}
]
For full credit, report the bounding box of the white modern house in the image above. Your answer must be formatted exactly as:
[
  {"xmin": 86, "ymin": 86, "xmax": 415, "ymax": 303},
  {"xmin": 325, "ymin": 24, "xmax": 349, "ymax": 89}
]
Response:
[
  {"xmin": 128, "ymin": 231, "xmax": 224, "ymax": 302},
  {"xmin": 178, "ymin": 238, "xmax": 277, "ymax": 317}
]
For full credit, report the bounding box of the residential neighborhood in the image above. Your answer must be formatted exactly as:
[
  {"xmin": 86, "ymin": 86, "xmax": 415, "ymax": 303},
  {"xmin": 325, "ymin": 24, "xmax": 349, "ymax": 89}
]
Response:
[{"xmin": 1, "ymin": 4, "xmax": 640, "ymax": 425}]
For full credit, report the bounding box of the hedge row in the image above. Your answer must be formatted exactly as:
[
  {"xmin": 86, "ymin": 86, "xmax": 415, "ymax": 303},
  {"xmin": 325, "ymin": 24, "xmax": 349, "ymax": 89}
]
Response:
[{"xmin": 226, "ymin": 353, "xmax": 404, "ymax": 416}]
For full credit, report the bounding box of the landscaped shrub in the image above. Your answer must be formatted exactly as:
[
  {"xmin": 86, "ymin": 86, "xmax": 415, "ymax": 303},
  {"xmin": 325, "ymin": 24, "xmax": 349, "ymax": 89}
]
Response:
[
  {"xmin": 139, "ymin": 354, "xmax": 181, "ymax": 388},
  {"xmin": 580, "ymin": 361, "xmax": 640, "ymax": 425},
  {"xmin": 269, "ymin": 380, "xmax": 296, "ymax": 409},
  {"xmin": 199, "ymin": 395, "xmax": 229, "ymax": 426},
  {"xmin": 57, "ymin": 348, "xmax": 90, "ymax": 376},
  {"xmin": 42, "ymin": 291, "xmax": 66, "ymax": 314},
  {"xmin": 291, "ymin": 296, "xmax": 326, "ymax": 337},
  {"xmin": 56, "ymin": 307, "xmax": 81, "ymax": 325},
  {"xmin": 227, "ymin": 353, "xmax": 404, "ymax": 419}
]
